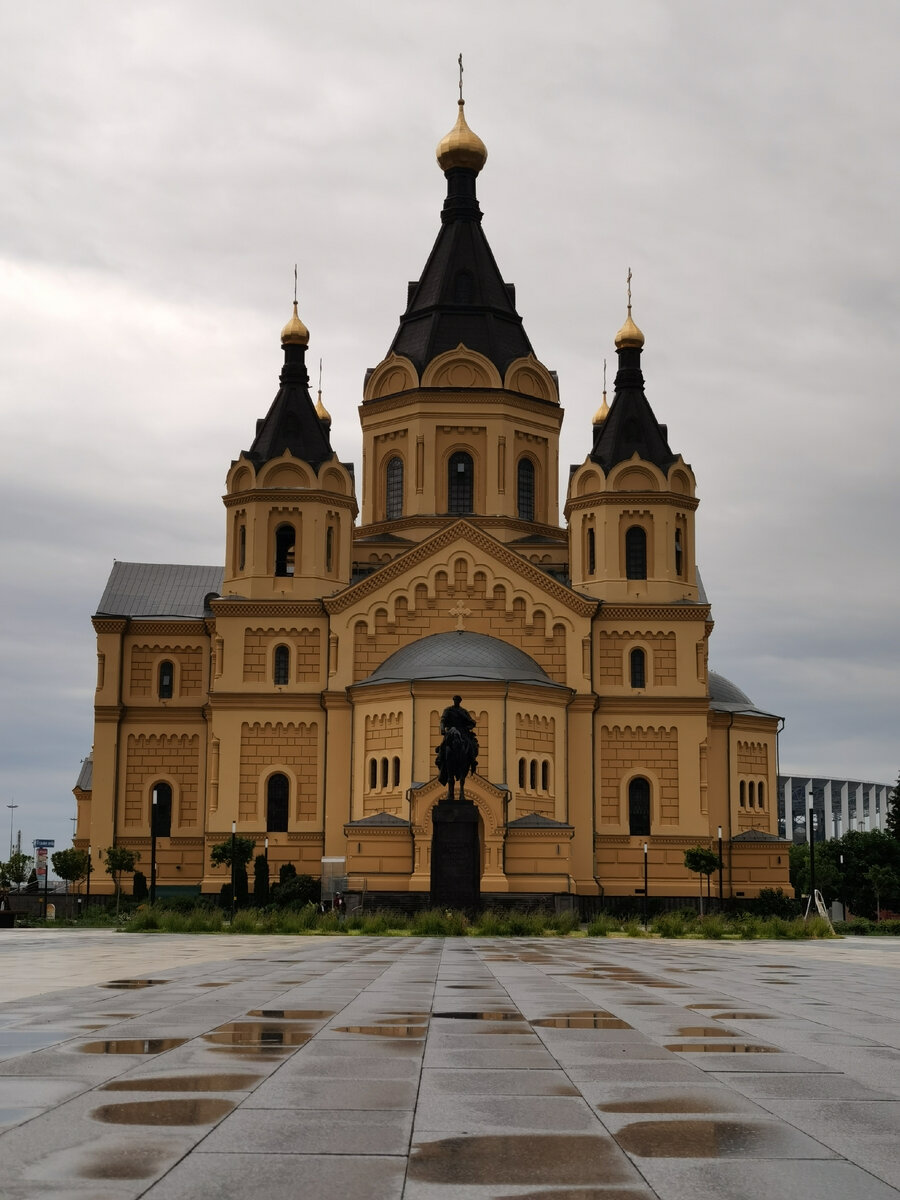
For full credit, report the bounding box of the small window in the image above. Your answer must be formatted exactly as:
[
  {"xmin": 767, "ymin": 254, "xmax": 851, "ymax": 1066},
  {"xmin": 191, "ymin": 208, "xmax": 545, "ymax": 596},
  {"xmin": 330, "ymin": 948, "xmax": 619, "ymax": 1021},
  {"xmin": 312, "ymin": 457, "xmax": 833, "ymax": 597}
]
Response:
[
  {"xmin": 158, "ymin": 660, "xmax": 174, "ymax": 700},
  {"xmin": 385, "ymin": 457, "xmax": 404, "ymax": 520},
  {"xmin": 448, "ymin": 452, "xmax": 474, "ymax": 514},
  {"xmin": 748, "ymin": 781, "xmax": 756, "ymax": 808},
  {"xmin": 630, "ymin": 648, "xmax": 646, "ymax": 689},
  {"xmin": 238, "ymin": 524, "xmax": 246, "ymax": 571},
  {"xmin": 273, "ymin": 644, "xmax": 290, "ymax": 686},
  {"xmin": 274, "ymin": 524, "xmax": 296, "ymax": 577},
  {"xmin": 541, "ymin": 761, "xmax": 549, "ymax": 791},
  {"xmin": 392, "ymin": 756, "xmax": 400, "ymax": 788},
  {"xmin": 587, "ymin": 527, "xmax": 596, "ymax": 576},
  {"xmin": 674, "ymin": 528, "xmax": 684, "ymax": 577},
  {"xmin": 369, "ymin": 759, "xmax": 377, "ymax": 790},
  {"xmin": 267, "ymin": 773, "xmax": 289, "ymax": 832},
  {"xmin": 325, "ymin": 526, "xmax": 334, "ymax": 573},
  {"xmin": 758, "ymin": 781, "xmax": 765, "ymax": 809},
  {"xmin": 625, "ymin": 526, "xmax": 647, "ymax": 580},
  {"xmin": 381, "ymin": 757, "xmax": 389, "ymax": 788},
  {"xmin": 628, "ymin": 777, "xmax": 651, "ymax": 836},
  {"xmin": 152, "ymin": 782, "xmax": 172, "ymax": 837},
  {"xmin": 517, "ymin": 458, "xmax": 535, "ymax": 522},
  {"xmin": 739, "ymin": 780, "xmax": 746, "ymax": 808},
  {"xmin": 529, "ymin": 760, "xmax": 537, "ymax": 790},
  {"xmin": 518, "ymin": 758, "xmax": 525, "ymax": 788}
]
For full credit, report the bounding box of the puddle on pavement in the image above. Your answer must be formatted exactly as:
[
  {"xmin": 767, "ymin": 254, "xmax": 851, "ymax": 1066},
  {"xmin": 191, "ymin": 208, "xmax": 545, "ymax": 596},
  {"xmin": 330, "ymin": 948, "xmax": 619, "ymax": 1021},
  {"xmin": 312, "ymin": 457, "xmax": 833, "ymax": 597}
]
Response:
[
  {"xmin": 711, "ymin": 1012, "xmax": 774, "ymax": 1020},
  {"xmin": 79, "ymin": 1039, "xmax": 186, "ymax": 1055},
  {"xmin": 432, "ymin": 1011, "xmax": 523, "ymax": 1021},
  {"xmin": 74, "ymin": 1146, "xmax": 171, "ymax": 1180},
  {"xmin": 409, "ymin": 1134, "xmax": 632, "ymax": 1186},
  {"xmin": 195, "ymin": 982, "xmax": 229, "ymax": 988},
  {"xmin": 247, "ymin": 1009, "xmax": 334, "ymax": 1020},
  {"xmin": 332, "ymin": 1023, "xmax": 426, "ymax": 1038},
  {"xmin": 101, "ymin": 980, "xmax": 170, "ymax": 990},
  {"xmin": 615, "ymin": 1118, "xmax": 798, "ymax": 1157},
  {"xmin": 665, "ymin": 1042, "xmax": 780, "ymax": 1053},
  {"xmin": 101, "ymin": 1073, "xmax": 262, "ymax": 1092},
  {"xmin": 599, "ymin": 1094, "xmax": 743, "ymax": 1114},
  {"xmin": 674, "ymin": 1027, "xmax": 738, "ymax": 1038},
  {"xmin": 532, "ymin": 1013, "xmax": 632, "ymax": 1030},
  {"xmin": 202, "ymin": 1022, "xmax": 312, "ymax": 1046},
  {"xmin": 91, "ymin": 1098, "xmax": 234, "ymax": 1125}
]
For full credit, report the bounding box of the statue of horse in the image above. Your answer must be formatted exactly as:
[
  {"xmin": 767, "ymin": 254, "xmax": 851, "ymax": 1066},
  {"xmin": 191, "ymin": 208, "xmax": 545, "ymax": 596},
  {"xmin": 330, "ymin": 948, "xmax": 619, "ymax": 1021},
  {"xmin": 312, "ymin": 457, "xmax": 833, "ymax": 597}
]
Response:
[{"xmin": 437, "ymin": 725, "xmax": 478, "ymax": 803}]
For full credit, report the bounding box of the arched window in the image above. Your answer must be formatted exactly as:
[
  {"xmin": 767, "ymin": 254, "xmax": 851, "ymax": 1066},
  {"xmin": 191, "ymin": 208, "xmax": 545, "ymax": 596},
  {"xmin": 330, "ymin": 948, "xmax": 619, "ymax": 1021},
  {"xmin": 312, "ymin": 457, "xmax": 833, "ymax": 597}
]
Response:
[
  {"xmin": 392, "ymin": 757, "xmax": 400, "ymax": 788},
  {"xmin": 748, "ymin": 781, "xmax": 756, "ymax": 808},
  {"xmin": 517, "ymin": 458, "xmax": 535, "ymax": 521},
  {"xmin": 628, "ymin": 777, "xmax": 651, "ymax": 836},
  {"xmin": 385, "ymin": 457, "xmax": 404, "ymax": 520},
  {"xmin": 267, "ymin": 773, "xmax": 289, "ymax": 832},
  {"xmin": 739, "ymin": 780, "xmax": 746, "ymax": 808},
  {"xmin": 273, "ymin": 644, "xmax": 290, "ymax": 686},
  {"xmin": 152, "ymin": 782, "xmax": 172, "ymax": 837},
  {"xmin": 518, "ymin": 758, "xmax": 526, "ymax": 788},
  {"xmin": 674, "ymin": 528, "xmax": 684, "ymax": 577},
  {"xmin": 625, "ymin": 526, "xmax": 647, "ymax": 580},
  {"xmin": 541, "ymin": 761, "xmax": 549, "ymax": 791},
  {"xmin": 587, "ymin": 527, "xmax": 596, "ymax": 576},
  {"xmin": 630, "ymin": 648, "xmax": 646, "ymax": 689},
  {"xmin": 381, "ymin": 758, "xmax": 389, "ymax": 788},
  {"xmin": 325, "ymin": 526, "xmax": 334, "ymax": 574},
  {"xmin": 238, "ymin": 524, "xmax": 246, "ymax": 571},
  {"xmin": 369, "ymin": 759, "xmax": 378, "ymax": 790},
  {"xmin": 158, "ymin": 660, "xmax": 174, "ymax": 700},
  {"xmin": 530, "ymin": 760, "xmax": 537, "ymax": 790},
  {"xmin": 448, "ymin": 451, "xmax": 474, "ymax": 514},
  {"xmin": 758, "ymin": 781, "xmax": 765, "ymax": 809},
  {"xmin": 274, "ymin": 524, "xmax": 296, "ymax": 577}
]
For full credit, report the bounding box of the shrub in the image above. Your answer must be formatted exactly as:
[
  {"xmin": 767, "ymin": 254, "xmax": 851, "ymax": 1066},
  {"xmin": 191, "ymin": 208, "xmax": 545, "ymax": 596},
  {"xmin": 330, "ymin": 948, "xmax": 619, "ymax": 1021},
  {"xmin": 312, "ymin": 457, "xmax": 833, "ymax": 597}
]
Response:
[
  {"xmin": 132, "ymin": 871, "xmax": 148, "ymax": 903},
  {"xmin": 699, "ymin": 914, "xmax": 726, "ymax": 939},
  {"xmin": 472, "ymin": 909, "xmax": 505, "ymax": 936},
  {"xmin": 545, "ymin": 910, "xmax": 580, "ymax": 936},
  {"xmin": 271, "ymin": 874, "xmax": 320, "ymax": 909},
  {"xmin": 621, "ymin": 917, "xmax": 650, "ymax": 938},
  {"xmin": 653, "ymin": 910, "xmax": 695, "ymax": 938},
  {"xmin": 750, "ymin": 888, "xmax": 799, "ymax": 919},
  {"xmin": 279, "ymin": 863, "xmax": 297, "ymax": 884},
  {"xmin": 586, "ymin": 913, "xmax": 620, "ymax": 937},
  {"xmin": 736, "ymin": 915, "xmax": 765, "ymax": 939}
]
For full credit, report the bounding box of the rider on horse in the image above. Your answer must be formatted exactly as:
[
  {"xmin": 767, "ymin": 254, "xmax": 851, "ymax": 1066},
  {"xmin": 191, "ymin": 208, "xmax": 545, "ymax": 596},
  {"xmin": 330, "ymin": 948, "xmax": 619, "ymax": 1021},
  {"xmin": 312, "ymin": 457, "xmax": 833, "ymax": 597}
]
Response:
[{"xmin": 435, "ymin": 695, "xmax": 479, "ymax": 795}]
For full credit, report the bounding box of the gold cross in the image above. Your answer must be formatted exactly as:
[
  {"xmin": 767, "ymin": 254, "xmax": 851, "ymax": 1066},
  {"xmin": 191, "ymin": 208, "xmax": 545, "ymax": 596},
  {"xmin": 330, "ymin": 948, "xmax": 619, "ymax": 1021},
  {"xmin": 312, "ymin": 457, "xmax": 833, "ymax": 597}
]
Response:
[
  {"xmin": 449, "ymin": 600, "xmax": 471, "ymax": 631},
  {"xmin": 458, "ymin": 52, "xmax": 464, "ymax": 102}
]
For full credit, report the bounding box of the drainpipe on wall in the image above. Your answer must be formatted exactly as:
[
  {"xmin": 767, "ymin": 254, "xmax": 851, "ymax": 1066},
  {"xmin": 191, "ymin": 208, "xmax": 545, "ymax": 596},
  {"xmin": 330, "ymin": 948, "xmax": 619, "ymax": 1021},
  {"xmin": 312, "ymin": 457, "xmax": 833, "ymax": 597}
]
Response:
[
  {"xmin": 725, "ymin": 711, "xmax": 735, "ymax": 898},
  {"xmin": 111, "ymin": 619, "xmax": 128, "ymax": 849}
]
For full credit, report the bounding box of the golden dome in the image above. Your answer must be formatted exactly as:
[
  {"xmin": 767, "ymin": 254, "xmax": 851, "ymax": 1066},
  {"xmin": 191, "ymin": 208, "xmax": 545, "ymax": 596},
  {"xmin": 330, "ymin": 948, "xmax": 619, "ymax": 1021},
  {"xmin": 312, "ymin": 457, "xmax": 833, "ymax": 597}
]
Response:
[
  {"xmin": 280, "ymin": 301, "xmax": 309, "ymax": 346},
  {"xmin": 315, "ymin": 389, "xmax": 331, "ymax": 424},
  {"xmin": 592, "ymin": 392, "xmax": 610, "ymax": 425},
  {"xmin": 614, "ymin": 306, "xmax": 644, "ymax": 349},
  {"xmin": 436, "ymin": 100, "xmax": 488, "ymax": 173}
]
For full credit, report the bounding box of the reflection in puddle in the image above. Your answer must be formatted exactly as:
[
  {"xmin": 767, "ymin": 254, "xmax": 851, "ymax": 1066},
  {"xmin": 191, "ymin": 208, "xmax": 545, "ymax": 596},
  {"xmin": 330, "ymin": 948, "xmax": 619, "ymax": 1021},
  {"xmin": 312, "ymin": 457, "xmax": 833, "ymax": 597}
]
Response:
[
  {"xmin": 332, "ymin": 1023, "xmax": 426, "ymax": 1038},
  {"xmin": 711, "ymin": 1012, "xmax": 775, "ymax": 1020},
  {"xmin": 409, "ymin": 1134, "xmax": 632, "ymax": 1186},
  {"xmin": 195, "ymin": 983, "xmax": 229, "ymax": 988},
  {"xmin": 79, "ymin": 1039, "xmax": 186, "ymax": 1055},
  {"xmin": 101, "ymin": 980, "xmax": 170, "ymax": 990},
  {"xmin": 203, "ymin": 1022, "xmax": 312, "ymax": 1046},
  {"xmin": 532, "ymin": 1012, "xmax": 632, "ymax": 1030},
  {"xmin": 91, "ymin": 1098, "xmax": 234, "ymax": 1126},
  {"xmin": 599, "ymin": 1094, "xmax": 742, "ymax": 1113},
  {"xmin": 616, "ymin": 1118, "xmax": 799, "ymax": 1157},
  {"xmin": 246, "ymin": 1009, "xmax": 334, "ymax": 1020},
  {"xmin": 432, "ymin": 1011, "xmax": 522, "ymax": 1021},
  {"xmin": 75, "ymin": 1147, "xmax": 170, "ymax": 1180},
  {"xmin": 665, "ymin": 1042, "xmax": 780, "ymax": 1053},
  {"xmin": 674, "ymin": 1027, "xmax": 738, "ymax": 1038},
  {"xmin": 101, "ymin": 1073, "xmax": 262, "ymax": 1092}
]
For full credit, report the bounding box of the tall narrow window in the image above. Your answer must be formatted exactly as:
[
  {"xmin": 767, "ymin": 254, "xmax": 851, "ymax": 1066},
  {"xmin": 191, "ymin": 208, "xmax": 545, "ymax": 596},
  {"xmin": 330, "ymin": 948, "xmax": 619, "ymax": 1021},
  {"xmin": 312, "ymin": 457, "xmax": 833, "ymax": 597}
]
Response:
[
  {"xmin": 587, "ymin": 527, "xmax": 596, "ymax": 575},
  {"xmin": 274, "ymin": 524, "xmax": 296, "ymax": 577},
  {"xmin": 628, "ymin": 777, "xmax": 651, "ymax": 836},
  {"xmin": 625, "ymin": 526, "xmax": 647, "ymax": 579},
  {"xmin": 758, "ymin": 781, "xmax": 765, "ymax": 809},
  {"xmin": 238, "ymin": 524, "xmax": 246, "ymax": 571},
  {"xmin": 381, "ymin": 758, "xmax": 389, "ymax": 788},
  {"xmin": 267, "ymin": 773, "xmax": 289, "ymax": 832},
  {"xmin": 530, "ymin": 760, "xmax": 537, "ymax": 790},
  {"xmin": 517, "ymin": 458, "xmax": 535, "ymax": 521},
  {"xmin": 448, "ymin": 452, "xmax": 474, "ymax": 514},
  {"xmin": 369, "ymin": 759, "xmax": 378, "ymax": 790},
  {"xmin": 158, "ymin": 660, "xmax": 174, "ymax": 699},
  {"xmin": 674, "ymin": 528, "xmax": 684, "ymax": 577},
  {"xmin": 152, "ymin": 782, "xmax": 172, "ymax": 837},
  {"xmin": 392, "ymin": 757, "xmax": 400, "ymax": 788},
  {"xmin": 385, "ymin": 457, "xmax": 404, "ymax": 520},
  {"xmin": 630, "ymin": 648, "xmax": 646, "ymax": 689},
  {"xmin": 273, "ymin": 644, "xmax": 290, "ymax": 686},
  {"xmin": 748, "ymin": 781, "xmax": 756, "ymax": 808},
  {"xmin": 518, "ymin": 758, "xmax": 526, "ymax": 788},
  {"xmin": 541, "ymin": 761, "xmax": 549, "ymax": 791},
  {"xmin": 325, "ymin": 526, "xmax": 334, "ymax": 573},
  {"xmin": 739, "ymin": 780, "xmax": 746, "ymax": 807}
]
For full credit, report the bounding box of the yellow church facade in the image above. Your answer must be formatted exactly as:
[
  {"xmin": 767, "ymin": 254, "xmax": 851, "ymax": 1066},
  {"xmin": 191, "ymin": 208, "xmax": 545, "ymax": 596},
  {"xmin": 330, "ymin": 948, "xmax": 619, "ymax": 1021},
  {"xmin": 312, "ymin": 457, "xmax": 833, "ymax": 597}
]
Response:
[{"xmin": 75, "ymin": 98, "xmax": 789, "ymax": 906}]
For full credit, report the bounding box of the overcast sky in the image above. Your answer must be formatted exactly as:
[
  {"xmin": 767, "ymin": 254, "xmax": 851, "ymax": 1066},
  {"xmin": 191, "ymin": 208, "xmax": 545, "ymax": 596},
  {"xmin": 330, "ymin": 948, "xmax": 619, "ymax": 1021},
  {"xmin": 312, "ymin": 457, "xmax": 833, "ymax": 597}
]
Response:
[{"xmin": 2, "ymin": 1, "xmax": 898, "ymax": 861}]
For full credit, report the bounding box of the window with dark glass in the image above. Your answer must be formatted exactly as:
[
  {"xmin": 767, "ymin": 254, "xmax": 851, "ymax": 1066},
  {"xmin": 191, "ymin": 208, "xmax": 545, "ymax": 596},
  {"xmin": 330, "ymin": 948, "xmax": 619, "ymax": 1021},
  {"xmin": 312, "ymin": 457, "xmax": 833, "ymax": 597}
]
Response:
[
  {"xmin": 518, "ymin": 758, "xmax": 526, "ymax": 788},
  {"xmin": 748, "ymin": 781, "xmax": 756, "ymax": 808},
  {"xmin": 628, "ymin": 777, "xmax": 651, "ymax": 836},
  {"xmin": 448, "ymin": 452, "xmax": 474, "ymax": 514},
  {"xmin": 674, "ymin": 528, "xmax": 684, "ymax": 577},
  {"xmin": 238, "ymin": 524, "xmax": 246, "ymax": 571},
  {"xmin": 739, "ymin": 780, "xmax": 746, "ymax": 807},
  {"xmin": 158, "ymin": 660, "xmax": 174, "ymax": 699},
  {"xmin": 152, "ymin": 782, "xmax": 172, "ymax": 837},
  {"xmin": 274, "ymin": 524, "xmax": 296, "ymax": 576},
  {"xmin": 587, "ymin": 527, "xmax": 596, "ymax": 575},
  {"xmin": 517, "ymin": 458, "xmax": 535, "ymax": 521},
  {"xmin": 530, "ymin": 760, "xmax": 537, "ymax": 790},
  {"xmin": 325, "ymin": 526, "xmax": 334, "ymax": 573},
  {"xmin": 630, "ymin": 648, "xmax": 646, "ymax": 689},
  {"xmin": 625, "ymin": 526, "xmax": 647, "ymax": 579},
  {"xmin": 273, "ymin": 644, "xmax": 290, "ymax": 686},
  {"xmin": 385, "ymin": 457, "xmax": 404, "ymax": 520},
  {"xmin": 392, "ymin": 757, "xmax": 400, "ymax": 788},
  {"xmin": 266, "ymin": 773, "xmax": 289, "ymax": 832},
  {"xmin": 541, "ymin": 761, "xmax": 549, "ymax": 791},
  {"xmin": 758, "ymin": 781, "xmax": 765, "ymax": 809},
  {"xmin": 369, "ymin": 759, "xmax": 378, "ymax": 790}
]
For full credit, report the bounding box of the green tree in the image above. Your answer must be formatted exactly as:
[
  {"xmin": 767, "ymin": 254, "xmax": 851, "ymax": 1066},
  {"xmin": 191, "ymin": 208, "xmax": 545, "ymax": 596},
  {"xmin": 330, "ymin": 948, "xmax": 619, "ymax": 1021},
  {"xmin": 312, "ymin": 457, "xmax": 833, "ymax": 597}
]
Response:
[
  {"xmin": 866, "ymin": 865, "xmax": 899, "ymax": 920},
  {"xmin": 51, "ymin": 848, "xmax": 89, "ymax": 895},
  {"xmin": 886, "ymin": 772, "xmax": 900, "ymax": 841},
  {"xmin": 252, "ymin": 855, "xmax": 270, "ymax": 906},
  {"xmin": 132, "ymin": 870, "xmax": 148, "ymax": 902},
  {"xmin": 210, "ymin": 837, "xmax": 255, "ymax": 912},
  {"xmin": 5, "ymin": 852, "xmax": 33, "ymax": 892},
  {"xmin": 104, "ymin": 846, "xmax": 139, "ymax": 915},
  {"xmin": 683, "ymin": 846, "xmax": 721, "ymax": 916}
]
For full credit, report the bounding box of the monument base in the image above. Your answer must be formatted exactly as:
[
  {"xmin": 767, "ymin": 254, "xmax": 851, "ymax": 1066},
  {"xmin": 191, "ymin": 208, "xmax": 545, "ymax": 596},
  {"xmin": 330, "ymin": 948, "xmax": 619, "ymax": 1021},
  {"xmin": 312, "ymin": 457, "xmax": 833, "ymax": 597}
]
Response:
[{"xmin": 430, "ymin": 800, "xmax": 480, "ymax": 910}]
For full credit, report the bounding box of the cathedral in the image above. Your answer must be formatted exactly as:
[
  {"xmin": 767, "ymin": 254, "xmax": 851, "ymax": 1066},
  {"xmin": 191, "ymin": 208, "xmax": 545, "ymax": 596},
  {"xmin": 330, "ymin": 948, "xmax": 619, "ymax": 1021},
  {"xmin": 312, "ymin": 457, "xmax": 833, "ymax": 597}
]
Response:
[{"xmin": 75, "ymin": 95, "xmax": 789, "ymax": 906}]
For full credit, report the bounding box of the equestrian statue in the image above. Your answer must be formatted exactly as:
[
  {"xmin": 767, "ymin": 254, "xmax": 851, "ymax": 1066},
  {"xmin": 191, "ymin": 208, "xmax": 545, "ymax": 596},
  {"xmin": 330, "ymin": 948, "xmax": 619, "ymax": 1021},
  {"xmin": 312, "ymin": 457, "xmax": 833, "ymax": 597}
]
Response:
[{"xmin": 435, "ymin": 695, "xmax": 479, "ymax": 803}]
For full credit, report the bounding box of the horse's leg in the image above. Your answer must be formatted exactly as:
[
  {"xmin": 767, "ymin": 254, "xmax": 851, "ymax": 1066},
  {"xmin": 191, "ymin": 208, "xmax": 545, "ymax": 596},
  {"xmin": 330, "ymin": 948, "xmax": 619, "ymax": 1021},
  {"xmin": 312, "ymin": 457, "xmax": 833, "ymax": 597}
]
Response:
[{"xmin": 458, "ymin": 774, "xmax": 465, "ymax": 803}]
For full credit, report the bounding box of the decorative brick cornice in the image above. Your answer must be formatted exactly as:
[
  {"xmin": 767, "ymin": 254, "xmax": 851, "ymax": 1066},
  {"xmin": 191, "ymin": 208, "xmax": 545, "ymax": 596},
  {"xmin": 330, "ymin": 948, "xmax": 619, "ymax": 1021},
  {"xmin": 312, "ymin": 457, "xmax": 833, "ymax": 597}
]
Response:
[
  {"xmin": 92, "ymin": 618, "xmax": 127, "ymax": 634},
  {"xmin": 566, "ymin": 492, "xmax": 699, "ymax": 514},
  {"xmin": 125, "ymin": 621, "xmax": 208, "ymax": 637},
  {"xmin": 224, "ymin": 489, "xmax": 357, "ymax": 515},
  {"xmin": 361, "ymin": 388, "xmax": 562, "ymax": 417},
  {"xmin": 506, "ymin": 827, "xmax": 575, "ymax": 840},
  {"xmin": 598, "ymin": 605, "xmax": 711, "ymax": 622},
  {"xmin": 595, "ymin": 833, "xmax": 718, "ymax": 847},
  {"xmin": 329, "ymin": 520, "xmax": 598, "ymax": 619},
  {"xmin": 210, "ymin": 599, "xmax": 327, "ymax": 618},
  {"xmin": 343, "ymin": 824, "xmax": 411, "ymax": 838},
  {"xmin": 354, "ymin": 514, "xmax": 567, "ymax": 545},
  {"xmin": 207, "ymin": 692, "xmax": 324, "ymax": 710}
]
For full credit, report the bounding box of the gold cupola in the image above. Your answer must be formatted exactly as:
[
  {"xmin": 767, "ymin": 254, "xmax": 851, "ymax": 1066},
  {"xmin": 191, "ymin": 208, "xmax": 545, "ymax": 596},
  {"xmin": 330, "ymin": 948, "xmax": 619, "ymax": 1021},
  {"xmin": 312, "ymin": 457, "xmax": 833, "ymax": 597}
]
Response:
[
  {"xmin": 315, "ymin": 388, "xmax": 331, "ymax": 425},
  {"xmin": 615, "ymin": 268, "xmax": 644, "ymax": 349},
  {"xmin": 592, "ymin": 391, "xmax": 610, "ymax": 425},
  {"xmin": 436, "ymin": 100, "xmax": 488, "ymax": 174},
  {"xmin": 280, "ymin": 301, "xmax": 309, "ymax": 347}
]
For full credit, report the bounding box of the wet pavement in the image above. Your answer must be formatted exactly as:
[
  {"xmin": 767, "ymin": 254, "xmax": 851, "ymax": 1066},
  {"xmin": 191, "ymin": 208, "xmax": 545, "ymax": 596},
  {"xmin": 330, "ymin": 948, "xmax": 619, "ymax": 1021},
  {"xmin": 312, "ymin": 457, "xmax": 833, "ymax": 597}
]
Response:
[{"xmin": 0, "ymin": 930, "xmax": 898, "ymax": 1198}]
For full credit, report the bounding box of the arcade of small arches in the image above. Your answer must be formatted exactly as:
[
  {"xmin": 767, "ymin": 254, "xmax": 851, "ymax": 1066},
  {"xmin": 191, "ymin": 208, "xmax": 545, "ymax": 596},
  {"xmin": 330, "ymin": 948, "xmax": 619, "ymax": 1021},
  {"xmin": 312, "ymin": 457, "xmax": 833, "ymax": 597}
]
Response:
[{"xmin": 378, "ymin": 451, "xmax": 541, "ymax": 522}]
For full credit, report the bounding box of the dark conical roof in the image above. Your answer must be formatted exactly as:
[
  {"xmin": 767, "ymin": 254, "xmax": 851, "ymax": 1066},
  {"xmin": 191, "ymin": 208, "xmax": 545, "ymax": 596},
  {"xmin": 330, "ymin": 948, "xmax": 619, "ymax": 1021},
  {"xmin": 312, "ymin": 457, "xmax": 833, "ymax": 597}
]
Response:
[
  {"xmin": 590, "ymin": 342, "xmax": 676, "ymax": 474},
  {"xmin": 386, "ymin": 164, "xmax": 535, "ymax": 379},
  {"xmin": 245, "ymin": 340, "xmax": 334, "ymax": 470}
]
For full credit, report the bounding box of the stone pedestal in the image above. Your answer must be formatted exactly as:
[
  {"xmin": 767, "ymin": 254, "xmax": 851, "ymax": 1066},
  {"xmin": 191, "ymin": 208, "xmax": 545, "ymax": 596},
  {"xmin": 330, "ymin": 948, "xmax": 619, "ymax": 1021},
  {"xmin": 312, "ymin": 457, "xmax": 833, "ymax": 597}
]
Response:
[{"xmin": 430, "ymin": 801, "xmax": 480, "ymax": 910}]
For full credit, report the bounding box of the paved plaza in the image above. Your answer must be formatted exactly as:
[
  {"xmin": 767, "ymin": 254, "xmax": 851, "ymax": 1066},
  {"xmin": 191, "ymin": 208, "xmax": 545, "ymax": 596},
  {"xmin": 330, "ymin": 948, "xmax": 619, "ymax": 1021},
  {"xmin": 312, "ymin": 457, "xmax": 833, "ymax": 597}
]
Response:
[{"xmin": 0, "ymin": 931, "xmax": 898, "ymax": 1199}]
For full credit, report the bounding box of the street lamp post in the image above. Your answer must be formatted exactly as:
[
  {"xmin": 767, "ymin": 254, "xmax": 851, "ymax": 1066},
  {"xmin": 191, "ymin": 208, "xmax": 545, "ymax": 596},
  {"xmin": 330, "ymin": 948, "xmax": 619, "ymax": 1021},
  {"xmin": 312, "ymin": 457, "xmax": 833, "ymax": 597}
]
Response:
[
  {"xmin": 717, "ymin": 825, "xmax": 724, "ymax": 912},
  {"xmin": 7, "ymin": 803, "xmax": 18, "ymax": 860},
  {"xmin": 643, "ymin": 842, "xmax": 649, "ymax": 927},
  {"xmin": 230, "ymin": 821, "xmax": 237, "ymax": 922},
  {"xmin": 150, "ymin": 791, "xmax": 158, "ymax": 906},
  {"xmin": 85, "ymin": 846, "xmax": 92, "ymax": 914},
  {"xmin": 808, "ymin": 804, "xmax": 817, "ymax": 903},
  {"xmin": 839, "ymin": 852, "xmax": 845, "ymax": 920}
]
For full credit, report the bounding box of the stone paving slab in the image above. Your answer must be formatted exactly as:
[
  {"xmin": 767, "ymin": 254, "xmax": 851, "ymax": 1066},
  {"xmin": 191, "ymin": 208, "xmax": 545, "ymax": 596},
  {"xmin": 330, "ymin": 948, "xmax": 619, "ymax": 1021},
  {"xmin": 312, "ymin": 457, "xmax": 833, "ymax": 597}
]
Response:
[{"xmin": 0, "ymin": 931, "xmax": 897, "ymax": 1198}]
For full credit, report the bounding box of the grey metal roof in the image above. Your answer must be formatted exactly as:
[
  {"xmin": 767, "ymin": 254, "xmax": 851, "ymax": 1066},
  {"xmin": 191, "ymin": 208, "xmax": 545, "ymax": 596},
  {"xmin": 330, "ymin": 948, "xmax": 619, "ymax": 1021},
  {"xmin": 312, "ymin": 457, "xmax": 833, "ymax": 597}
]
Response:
[
  {"xmin": 708, "ymin": 670, "xmax": 780, "ymax": 719},
  {"xmin": 358, "ymin": 631, "xmax": 563, "ymax": 688},
  {"xmin": 731, "ymin": 829, "xmax": 789, "ymax": 843},
  {"xmin": 345, "ymin": 813, "xmax": 411, "ymax": 828},
  {"xmin": 74, "ymin": 755, "xmax": 93, "ymax": 791},
  {"xmin": 507, "ymin": 813, "xmax": 573, "ymax": 829},
  {"xmin": 95, "ymin": 562, "xmax": 224, "ymax": 619}
]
